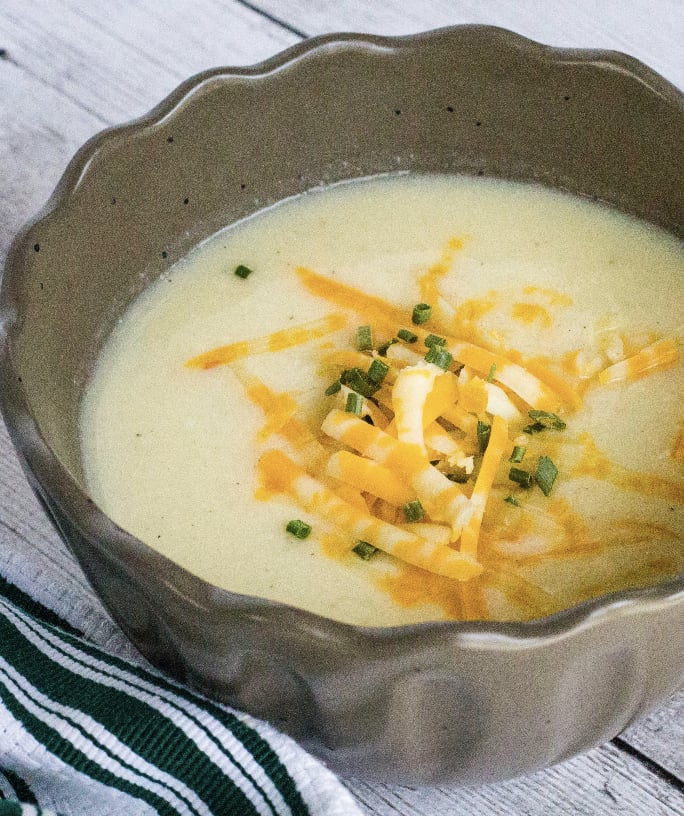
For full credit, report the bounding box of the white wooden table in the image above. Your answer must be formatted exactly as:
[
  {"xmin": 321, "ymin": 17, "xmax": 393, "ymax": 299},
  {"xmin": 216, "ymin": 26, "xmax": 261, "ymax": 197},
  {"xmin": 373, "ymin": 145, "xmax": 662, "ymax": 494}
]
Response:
[{"xmin": 0, "ymin": 2, "xmax": 682, "ymax": 814}]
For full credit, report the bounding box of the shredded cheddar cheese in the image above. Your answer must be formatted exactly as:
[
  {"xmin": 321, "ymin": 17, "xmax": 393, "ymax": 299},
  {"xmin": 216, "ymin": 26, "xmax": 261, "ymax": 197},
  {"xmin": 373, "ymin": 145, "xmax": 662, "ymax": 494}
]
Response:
[
  {"xmin": 321, "ymin": 409, "xmax": 474, "ymax": 539},
  {"xmin": 597, "ymin": 338, "xmax": 680, "ymax": 384},
  {"xmin": 392, "ymin": 362, "xmax": 443, "ymax": 448},
  {"xmin": 422, "ymin": 371, "xmax": 460, "ymax": 426},
  {"xmin": 186, "ymin": 238, "xmax": 682, "ymax": 617},
  {"xmin": 186, "ymin": 312, "xmax": 346, "ymax": 369},
  {"xmin": 258, "ymin": 449, "xmax": 483, "ymax": 581},
  {"xmin": 512, "ymin": 302, "xmax": 552, "ymax": 328},
  {"xmin": 326, "ymin": 450, "xmax": 414, "ymax": 506},
  {"xmin": 458, "ymin": 374, "xmax": 489, "ymax": 414},
  {"xmin": 459, "ymin": 415, "xmax": 509, "ymax": 558},
  {"xmin": 449, "ymin": 341, "xmax": 563, "ymax": 411}
]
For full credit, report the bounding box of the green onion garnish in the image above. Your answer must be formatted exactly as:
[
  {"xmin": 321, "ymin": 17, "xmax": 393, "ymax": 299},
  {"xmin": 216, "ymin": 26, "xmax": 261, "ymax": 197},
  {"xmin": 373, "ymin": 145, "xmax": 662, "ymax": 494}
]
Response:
[
  {"xmin": 509, "ymin": 445, "xmax": 526, "ymax": 463},
  {"xmin": 356, "ymin": 325, "xmax": 373, "ymax": 352},
  {"xmin": 367, "ymin": 358, "xmax": 390, "ymax": 384},
  {"xmin": 234, "ymin": 264, "xmax": 253, "ymax": 279},
  {"xmin": 424, "ymin": 346, "xmax": 453, "ymax": 370},
  {"xmin": 352, "ymin": 540, "xmax": 378, "ymax": 560},
  {"xmin": 286, "ymin": 519, "xmax": 311, "ymax": 539},
  {"xmin": 504, "ymin": 495, "xmax": 520, "ymax": 507},
  {"xmin": 536, "ymin": 456, "xmax": 558, "ymax": 496},
  {"xmin": 397, "ymin": 328, "xmax": 418, "ymax": 343},
  {"xmin": 377, "ymin": 338, "xmax": 398, "ymax": 356},
  {"xmin": 341, "ymin": 367, "xmax": 380, "ymax": 398},
  {"xmin": 528, "ymin": 410, "xmax": 566, "ymax": 431},
  {"xmin": 446, "ymin": 469, "xmax": 469, "ymax": 483},
  {"xmin": 424, "ymin": 333, "xmax": 446, "ymax": 348},
  {"xmin": 509, "ymin": 467, "xmax": 533, "ymax": 489},
  {"xmin": 522, "ymin": 422, "xmax": 546, "ymax": 435},
  {"xmin": 403, "ymin": 499, "xmax": 425, "ymax": 522},
  {"xmin": 412, "ymin": 303, "xmax": 432, "ymax": 325},
  {"xmin": 324, "ymin": 380, "xmax": 341, "ymax": 396},
  {"xmin": 346, "ymin": 392, "xmax": 364, "ymax": 415},
  {"xmin": 477, "ymin": 420, "xmax": 491, "ymax": 453},
  {"xmin": 487, "ymin": 363, "xmax": 497, "ymax": 383}
]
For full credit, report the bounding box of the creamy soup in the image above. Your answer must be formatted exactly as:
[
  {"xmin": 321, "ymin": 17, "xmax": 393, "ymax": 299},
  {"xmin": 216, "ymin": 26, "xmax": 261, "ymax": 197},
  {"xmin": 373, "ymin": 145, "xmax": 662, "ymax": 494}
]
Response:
[{"xmin": 80, "ymin": 174, "xmax": 684, "ymax": 626}]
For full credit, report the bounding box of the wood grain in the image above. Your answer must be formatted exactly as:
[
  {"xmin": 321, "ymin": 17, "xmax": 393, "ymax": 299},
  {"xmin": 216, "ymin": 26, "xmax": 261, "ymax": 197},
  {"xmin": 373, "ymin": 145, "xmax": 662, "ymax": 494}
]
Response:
[
  {"xmin": 622, "ymin": 698, "xmax": 684, "ymax": 781},
  {"xmin": 0, "ymin": 0, "xmax": 298, "ymax": 251},
  {"xmin": 0, "ymin": 0, "xmax": 298, "ymax": 122},
  {"xmin": 248, "ymin": 0, "xmax": 684, "ymax": 90},
  {"xmin": 346, "ymin": 742, "xmax": 684, "ymax": 816}
]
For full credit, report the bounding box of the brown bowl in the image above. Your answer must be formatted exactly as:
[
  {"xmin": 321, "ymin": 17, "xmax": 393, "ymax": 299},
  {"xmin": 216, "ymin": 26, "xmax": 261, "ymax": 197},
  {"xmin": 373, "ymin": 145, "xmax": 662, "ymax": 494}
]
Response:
[{"xmin": 1, "ymin": 26, "xmax": 682, "ymax": 785}]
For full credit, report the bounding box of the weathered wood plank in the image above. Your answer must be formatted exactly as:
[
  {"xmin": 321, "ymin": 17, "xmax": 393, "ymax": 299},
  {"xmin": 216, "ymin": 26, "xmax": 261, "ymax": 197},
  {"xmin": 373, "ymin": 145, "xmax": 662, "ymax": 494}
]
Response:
[
  {"xmin": 0, "ymin": 0, "xmax": 297, "ymax": 255},
  {"xmin": 249, "ymin": 0, "xmax": 684, "ymax": 90},
  {"xmin": 346, "ymin": 741, "xmax": 684, "ymax": 816},
  {"xmin": 621, "ymin": 696, "xmax": 684, "ymax": 781},
  {"xmin": 0, "ymin": 56, "xmax": 104, "ymax": 258},
  {"xmin": 0, "ymin": 0, "xmax": 298, "ymax": 123}
]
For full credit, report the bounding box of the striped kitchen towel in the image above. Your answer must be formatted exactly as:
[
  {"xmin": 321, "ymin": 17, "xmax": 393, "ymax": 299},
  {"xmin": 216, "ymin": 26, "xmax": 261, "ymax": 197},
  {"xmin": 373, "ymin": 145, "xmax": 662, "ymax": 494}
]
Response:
[{"xmin": 0, "ymin": 576, "xmax": 362, "ymax": 816}]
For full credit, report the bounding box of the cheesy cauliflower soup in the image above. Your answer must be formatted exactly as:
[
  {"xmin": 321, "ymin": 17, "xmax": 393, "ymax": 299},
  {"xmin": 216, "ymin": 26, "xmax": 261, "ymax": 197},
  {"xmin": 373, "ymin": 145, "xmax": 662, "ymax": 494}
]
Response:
[{"xmin": 80, "ymin": 174, "xmax": 684, "ymax": 625}]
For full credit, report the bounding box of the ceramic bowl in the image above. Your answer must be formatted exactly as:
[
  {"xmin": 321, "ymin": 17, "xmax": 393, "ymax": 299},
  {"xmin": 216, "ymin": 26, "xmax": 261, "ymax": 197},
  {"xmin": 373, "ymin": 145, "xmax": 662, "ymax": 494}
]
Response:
[{"xmin": 1, "ymin": 26, "xmax": 682, "ymax": 785}]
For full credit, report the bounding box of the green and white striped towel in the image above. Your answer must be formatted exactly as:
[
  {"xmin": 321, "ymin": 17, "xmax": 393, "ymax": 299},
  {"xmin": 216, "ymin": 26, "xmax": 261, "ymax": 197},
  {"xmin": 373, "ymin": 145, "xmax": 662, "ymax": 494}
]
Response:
[{"xmin": 0, "ymin": 575, "xmax": 362, "ymax": 816}]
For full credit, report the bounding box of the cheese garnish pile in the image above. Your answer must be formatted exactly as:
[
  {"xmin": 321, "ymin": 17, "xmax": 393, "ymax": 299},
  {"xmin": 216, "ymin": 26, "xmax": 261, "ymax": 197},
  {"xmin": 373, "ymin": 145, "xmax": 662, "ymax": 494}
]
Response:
[{"xmin": 186, "ymin": 256, "xmax": 683, "ymax": 604}]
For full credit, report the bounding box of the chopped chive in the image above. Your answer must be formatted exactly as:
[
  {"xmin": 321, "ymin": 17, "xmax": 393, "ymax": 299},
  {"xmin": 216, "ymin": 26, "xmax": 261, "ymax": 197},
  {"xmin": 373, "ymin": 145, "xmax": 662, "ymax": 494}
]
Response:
[
  {"xmin": 509, "ymin": 467, "xmax": 533, "ymax": 489},
  {"xmin": 487, "ymin": 363, "xmax": 497, "ymax": 383},
  {"xmin": 424, "ymin": 333, "xmax": 446, "ymax": 348},
  {"xmin": 324, "ymin": 380, "xmax": 341, "ymax": 396},
  {"xmin": 412, "ymin": 303, "xmax": 432, "ymax": 325},
  {"xmin": 341, "ymin": 367, "xmax": 380, "ymax": 398},
  {"xmin": 356, "ymin": 325, "xmax": 373, "ymax": 352},
  {"xmin": 234, "ymin": 264, "xmax": 254, "ymax": 279},
  {"xmin": 346, "ymin": 391, "xmax": 364, "ymax": 415},
  {"xmin": 522, "ymin": 421, "xmax": 546, "ymax": 435},
  {"xmin": 397, "ymin": 328, "xmax": 418, "ymax": 343},
  {"xmin": 352, "ymin": 540, "xmax": 378, "ymax": 560},
  {"xmin": 504, "ymin": 495, "xmax": 520, "ymax": 507},
  {"xmin": 424, "ymin": 346, "xmax": 453, "ymax": 370},
  {"xmin": 528, "ymin": 410, "xmax": 566, "ymax": 431},
  {"xmin": 286, "ymin": 519, "xmax": 311, "ymax": 539},
  {"xmin": 403, "ymin": 499, "xmax": 425, "ymax": 522},
  {"xmin": 477, "ymin": 420, "xmax": 491, "ymax": 453},
  {"xmin": 447, "ymin": 469, "xmax": 469, "ymax": 483},
  {"xmin": 367, "ymin": 358, "xmax": 390, "ymax": 384},
  {"xmin": 377, "ymin": 338, "xmax": 398, "ymax": 356},
  {"xmin": 510, "ymin": 445, "xmax": 526, "ymax": 463},
  {"xmin": 536, "ymin": 455, "xmax": 558, "ymax": 496}
]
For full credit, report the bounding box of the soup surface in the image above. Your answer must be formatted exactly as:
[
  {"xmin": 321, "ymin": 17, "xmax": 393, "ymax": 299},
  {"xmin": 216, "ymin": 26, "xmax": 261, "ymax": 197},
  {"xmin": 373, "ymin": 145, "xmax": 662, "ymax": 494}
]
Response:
[{"xmin": 81, "ymin": 174, "xmax": 684, "ymax": 626}]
